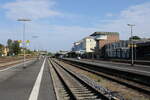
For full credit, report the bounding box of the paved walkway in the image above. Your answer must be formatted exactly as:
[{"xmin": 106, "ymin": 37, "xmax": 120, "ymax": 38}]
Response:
[
  {"xmin": 64, "ymin": 58, "xmax": 150, "ymax": 77},
  {"xmin": 0, "ymin": 57, "xmax": 56, "ymax": 100}
]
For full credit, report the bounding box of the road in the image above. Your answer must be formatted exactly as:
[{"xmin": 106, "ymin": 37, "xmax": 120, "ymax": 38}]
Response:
[{"xmin": 0, "ymin": 57, "xmax": 56, "ymax": 100}]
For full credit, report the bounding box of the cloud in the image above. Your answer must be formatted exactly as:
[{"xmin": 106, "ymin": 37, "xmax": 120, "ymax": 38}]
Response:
[
  {"xmin": 44, "ymin": 25, "xmax": 96, "ymax": 51},
  {"xmin": 1, "ymin": 1, "xmax": 150, "ymax": 52},
  {"xmin": 2, "ymin": 0, "xmax": 61, "ymax": 20},
  {"xmin": 98, "ymin": 2, "xmax": 150, "ymax": 39},
  {"xmin": 106, "ymin": 13, "xmax": 114, "ymax": 17},
  {"xmin": 25, "ymin": 22, "xmax": 97, "ymax": 51}
]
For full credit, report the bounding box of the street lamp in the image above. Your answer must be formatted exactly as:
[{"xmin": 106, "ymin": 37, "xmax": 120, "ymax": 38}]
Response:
[
  {"xmin": 17, "ymin": 18, "xmax": 31, "ymax": 68},
  {"xmin": 127, "ymin": 24, "xmax": 135, "ymax": 66},
  {"xmin": 32, "ymin": 35, "xmax": 39, "ymax": 56}
]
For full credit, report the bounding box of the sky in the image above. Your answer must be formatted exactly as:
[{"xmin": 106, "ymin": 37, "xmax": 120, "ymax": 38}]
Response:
[{"xmin": 0, "ymin": 0, "xmax": 150, "ymax": 52}]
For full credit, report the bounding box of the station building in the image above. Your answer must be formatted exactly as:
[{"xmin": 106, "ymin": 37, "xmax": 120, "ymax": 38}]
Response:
[
  {"xmin": 90, "ymin": 32, "xmax": 120, "ymax": 58},
  {"xmin": 103, "ymin": 40, "xmax": 130, "ymax": 59},
  {"xmin": 103, "ymin": 39, "xmax": 150, "ymax": 60},
  {"xmin": 72, "ymin": 36, "xmax": 96, "ymax": 54},
  {"xmin": 136, "ymin": 40, "xmax": 150, "ymax": 60}
]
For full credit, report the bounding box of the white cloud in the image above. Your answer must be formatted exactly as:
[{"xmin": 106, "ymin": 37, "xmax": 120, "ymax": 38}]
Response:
[
  {"xmin": 106, "ymin": 13, "xmax": 114, "ymax": 17},
  {"xmin": 2, "ymin": 0, "xmax": 61, "ymax": 20},
  {"xmin": 25, "ymin": 22, "xmax": 97, "ymax": 51},
  {"xmin": 45, "ymin": 25, "xmax": 97, "ymax": 51},
  {"xmin": 98, "ymin": 2, "xmax": 150, "ymax": 39},
  {"xmin": 1, "ymin": 1, "xmax": 150, "ymax": 51}
]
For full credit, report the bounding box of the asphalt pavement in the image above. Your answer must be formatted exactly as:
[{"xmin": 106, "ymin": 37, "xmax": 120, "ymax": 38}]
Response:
[
  {"xmin": 64, "ymin": 58, "xmax": 150, "ymax": 77},
  {"xmin": 0, "ymin": 57, "xmax": 56, "ymax": 100}
]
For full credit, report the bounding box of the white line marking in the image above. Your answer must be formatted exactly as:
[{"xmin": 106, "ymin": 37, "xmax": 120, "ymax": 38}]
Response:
[
  {"xmin": 28, "ymin": 58, "xmax": 46, "ymax": 100},
  {"xmin": 0, "ymin": 60, "xmax": 34, "ymax": 72}
]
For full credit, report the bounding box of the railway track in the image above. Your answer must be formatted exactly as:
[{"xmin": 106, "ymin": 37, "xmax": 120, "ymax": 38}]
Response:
[
  {"xmin": 61, "ymin": 59, "xmax": 150, "ymax": 95},
  {"xmin": 48, "ymin": 58, "xmax": 124, "ymax": 100}
]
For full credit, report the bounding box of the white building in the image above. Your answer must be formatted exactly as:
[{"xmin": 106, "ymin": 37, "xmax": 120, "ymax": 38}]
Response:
[{"xmin": 72, "ymin": 36, "xmax": 96, "ymax": 53}]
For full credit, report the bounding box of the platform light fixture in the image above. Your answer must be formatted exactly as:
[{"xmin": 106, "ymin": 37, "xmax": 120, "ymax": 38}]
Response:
[{"xmin": 17, "ymin": 18, "xmax": 31, "ymax": 68}]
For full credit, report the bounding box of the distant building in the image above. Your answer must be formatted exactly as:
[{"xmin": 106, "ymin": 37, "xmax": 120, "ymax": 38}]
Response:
[
  {"xmin": 83, "ymin": 37, "xmax": 96, "ymax": 53},
  {"xmin": 104, "ymin": 40, "xmax": 130, "ymax": 59},
  {"xmin": 72, "ymin": 36, "xmax": 96, "ymax": 54},
  {"xmin": 55, "ymin": 50, "xmax": 69, "ymax": 58},
  {"xmin": 136, "ymin": 40, "xmax": 150, "ymax": 60},
  {"xmin": 2, "ymin": 47, "xmax": 9, "ymax": 56},
  {"xmin": 90, "ymin": 32, "xmax": 120, "ymax": 58},
  {"xmin": 39, "ymin": 51, "xmax": 48, "ymax": 55},
  {"xmin": 72, "ymin": 40, "xmax": 84, "ymax": 53},
  {"xmin": 57, "ymin": 50, "xmax": 69, "ymax": 55},
  {"xmin": 0, "ymin": 47, "xmax": 9, "ymax": 56},
  {"xmin": 103, "ymin": 39, "xmax": 150, "ymax": 60}
]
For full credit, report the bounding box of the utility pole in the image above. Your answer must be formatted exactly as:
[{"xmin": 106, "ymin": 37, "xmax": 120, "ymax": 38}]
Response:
[
  {"xmin": 127, "ymin": 24, "xmax": 135, "ymax": 66},
  {"xmin": 17, "ymin": 18, "xmax": 31, "ymax": 68}
]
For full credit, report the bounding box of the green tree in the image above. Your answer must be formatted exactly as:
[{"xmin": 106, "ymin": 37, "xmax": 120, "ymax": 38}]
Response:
[
  {"xmin": 0, "ymin": 44, "xmax": 4, "ymax": 56},
  {"xmin": 12, "ymin": 40, "xmax": 21, "ymax": 55},
  {"xmin": 7, "ymin": 39, "xmax": 13, "ymax": 56},
  {"xmin": 7, "ymin": 39, "xmax": 21, "ymax": 56},
  {"xmin": 48, "ymin": 52, "xmax": 53, "ymax": 56},
  {"xmin": 129, "ymin": 36, "xmax": 141, "ymax": 40}
]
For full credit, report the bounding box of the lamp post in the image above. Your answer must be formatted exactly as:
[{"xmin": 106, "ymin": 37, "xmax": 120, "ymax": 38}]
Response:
[
  {"xmin": 32, "ymin": 35, "xmax": 39, "ymax": 50},
  {"xmin": 17, "ymin": 18, "xmax": 31, "ymax": 67},
  {"xmin": 127, "ymin": 24, "xmax": 135, "ymax": 66},
  {"xmin": 32, "ymin": 35, "xmax": 39, "ymax": 57}
]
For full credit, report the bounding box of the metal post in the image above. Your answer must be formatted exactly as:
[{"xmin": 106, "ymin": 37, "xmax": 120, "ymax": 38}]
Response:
[
  {"xmin": 23, "ymin": 22, "xmax": 26, "ymax": 67},
  {"xmin": 135, "ymin": 45, "xmax": 136, "ymax": 61},
  {"xmin": 32, "ymin": 36, "xmax": 39, "ymax": 59},
  {"xmin": 127, "ymin": 24, "xmax": 135, "ymax": 66},
  {"xmin": 92, "ymin": 52, "xmax": 94, "ymax": 59},
  {"xmin": 131, "ymin": 26, "xmax": 134, "ymax": 66}
]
